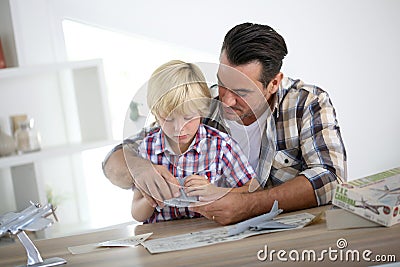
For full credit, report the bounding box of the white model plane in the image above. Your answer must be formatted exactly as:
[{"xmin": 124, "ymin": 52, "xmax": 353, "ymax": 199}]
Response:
[{"xmin": 227, "ymin": 200, "xmax": 296, "ymax": 236}]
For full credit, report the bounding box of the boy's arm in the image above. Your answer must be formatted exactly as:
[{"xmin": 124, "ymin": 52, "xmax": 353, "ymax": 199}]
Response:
[
  {"xmin": 229, "ymin": 180, "xmax": 260, "ymax": 192},
  {"xmin": 131, "ymin": 189, "xmax": 156, "ymax": 222},
  {"xmin": 184, "ymin": 177, "xmax": 260, "ymax": 200}
]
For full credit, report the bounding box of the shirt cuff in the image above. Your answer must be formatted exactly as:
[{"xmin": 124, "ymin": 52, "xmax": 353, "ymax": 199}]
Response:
[
  {"xmin": 300, "ymin": 167, "xmax": 340, "ymax": 206},
  {"xmin": 102, "ymin": 143, "xmax": 123, "ymax": 177}
]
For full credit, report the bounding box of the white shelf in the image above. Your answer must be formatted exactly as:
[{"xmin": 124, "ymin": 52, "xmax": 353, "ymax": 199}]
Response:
[
  {"xmin": 0, "ymin": 59, "xmax": 114, "ymax": 227},
  {"xmin": 0, "ymin": 59, "xmax": 112, "ymax": 145},
  {"xmin": 0, "ymin": 140, "xmax": 119, "ymax": 169},
  {"xmin": 0, "ymin": 59, "xmax": 104, "ymax": 79}
]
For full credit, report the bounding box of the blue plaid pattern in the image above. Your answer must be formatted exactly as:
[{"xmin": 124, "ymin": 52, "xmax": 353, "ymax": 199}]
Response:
[{"xmin": 205, "ymin": 77, "xmax": 347, "ymax": 205}]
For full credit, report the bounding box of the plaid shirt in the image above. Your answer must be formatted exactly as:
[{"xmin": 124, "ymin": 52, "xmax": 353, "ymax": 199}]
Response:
[
  {"xmin": 138, "ymin": 124, "xmax": 256, "ymax": 223},
  {"xmin": 113, "ymin": 77, "xmax": 347, "ymax": 211},
  {"xmin": 205, "ymin": 77, "xmax": 347, "ymax": 205}
]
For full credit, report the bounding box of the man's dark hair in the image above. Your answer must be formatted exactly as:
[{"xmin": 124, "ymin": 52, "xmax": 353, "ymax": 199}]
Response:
[{"xmin": 221, "ymin": 22, "xmax": 288, "ymax": 87}]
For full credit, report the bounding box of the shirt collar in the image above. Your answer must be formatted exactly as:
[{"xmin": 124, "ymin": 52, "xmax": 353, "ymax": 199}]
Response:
[
  {"xmin": 155, "ymin": 124, "xmax": 207, "ymax": 155},
  {"xmin": 275, "ymin": 76, "xmax": 301, "ymax": 118}
]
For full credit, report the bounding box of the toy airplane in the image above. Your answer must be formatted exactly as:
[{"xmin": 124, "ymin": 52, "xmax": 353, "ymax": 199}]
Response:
[
  {"xmin": 373, "ymin": 185, "xmax": 400, "ymax": 200},
  {"xmin": 163, "ymin": 188, "xmax": 199, "ymax": 208},
  {"xmin": 227, "ymin": 200, "xmax": 295, "ymax": 236},
  {"xmin": 157, "ymin": 175, "xmax": 199, "ymax": 210},
  {"xmin": 0, "ymin": 201, "xmax": 67, "ymax": 267},
  {"xmin": 354, "ymin": 197, "xmax": 386, "ymax": 215}
]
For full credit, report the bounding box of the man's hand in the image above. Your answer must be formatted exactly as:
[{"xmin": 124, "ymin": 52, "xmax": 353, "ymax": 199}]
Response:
[
  {"xmin": 103, "ymin": 144, "xmax": 181, "ymax": 207},
  {"xmin": 127, "ymin": 156, "xmax": 181, "ymax": 208},
  {"xmin": 190, "ymin": 175, "xmax": 319, "ymax": 225},
  {"xmin": 190, "ymin": 192, "xmax": 251, "ymax": 225}
]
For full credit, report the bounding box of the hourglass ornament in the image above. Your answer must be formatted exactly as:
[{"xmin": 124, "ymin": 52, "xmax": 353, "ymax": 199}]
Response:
[{"xmin": 14, "ymin": 118, "xmax": 42, "ymax": 153}]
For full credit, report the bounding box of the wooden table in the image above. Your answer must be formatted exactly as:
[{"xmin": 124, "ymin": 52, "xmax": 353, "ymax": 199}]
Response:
[{"xmin": 0, "ymin": 206, "xmax": 399, "ymax": 266}]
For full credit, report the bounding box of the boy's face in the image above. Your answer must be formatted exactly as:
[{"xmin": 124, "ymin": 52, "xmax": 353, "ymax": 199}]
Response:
[{"xmin": 158, "ymin": 111, "xmax": 201, "ymax": 153}]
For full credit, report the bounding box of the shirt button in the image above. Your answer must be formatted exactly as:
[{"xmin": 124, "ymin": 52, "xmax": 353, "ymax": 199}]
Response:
[{"xmin": 284, "ymin": 159, "xmax": 289, "ymax": 164}]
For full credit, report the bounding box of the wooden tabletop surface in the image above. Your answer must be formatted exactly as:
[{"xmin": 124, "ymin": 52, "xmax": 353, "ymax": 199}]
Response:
[{"xmin": 0, "ymin": 205, "xmax": 399, "ymax": 266}]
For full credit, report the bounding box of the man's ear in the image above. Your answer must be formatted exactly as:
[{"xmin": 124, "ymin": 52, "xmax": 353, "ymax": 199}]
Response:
[{"xmin": 269, "ymin": 72, "xmax": 283, "ymax": 94}]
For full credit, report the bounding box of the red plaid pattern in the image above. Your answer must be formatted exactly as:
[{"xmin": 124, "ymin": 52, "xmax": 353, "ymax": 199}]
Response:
[{"xmin": 138, "ymin": 124, "xmax": 256, "ymax": 223}]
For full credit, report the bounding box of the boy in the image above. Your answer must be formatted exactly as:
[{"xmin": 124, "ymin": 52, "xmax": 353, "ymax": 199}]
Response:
[{"xmin": 131, "ymin": 60, "xmax": 259, "ymax": 223}]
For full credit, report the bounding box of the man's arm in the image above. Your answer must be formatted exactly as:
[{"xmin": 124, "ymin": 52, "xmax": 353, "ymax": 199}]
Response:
[
  {"xmin": 190, "ymin": 175, "xmax": 316, "ymax": 225},
  {"xmin": 103, "ymin": 146, "xmax": 134, "ymax": 189},
  {"xmin": 297, "ymin": 89, "xmax": 347, "ymax": 205}
]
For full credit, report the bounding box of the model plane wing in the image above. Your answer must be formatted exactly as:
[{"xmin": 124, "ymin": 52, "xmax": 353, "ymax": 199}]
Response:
[
  {"xmin": 21, "ymin": 217, "xmax": 53, "ymax": 232},
  {"xmin": 250, "ymin": 220, "xmax": 296, "ymax": 230},
  {"xmin": 0, "ymin": 212, "xmax": 19, "ymax": 236}
]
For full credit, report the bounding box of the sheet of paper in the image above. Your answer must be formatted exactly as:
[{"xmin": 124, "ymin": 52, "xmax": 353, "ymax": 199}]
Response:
[
  {"xmin": 68, "ymin": 233, "xmax": 152, "ymax": 254},
  {"xmin": 68, "ymin": 243, "xmax": 109, "ymax": 255},
  {"xmin": 143, "ymin": 213, "xmax": 314, "ymax": 254},
  {"xmin": 98, "ymin": 232, "xmax": 153, "ymax": 247}
]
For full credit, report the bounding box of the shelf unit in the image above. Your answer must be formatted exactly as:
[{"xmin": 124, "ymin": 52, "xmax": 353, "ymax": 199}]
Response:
[
  {"xmin": 0, "ymin": 59, "xmax": 115, "ymax": 217},
  {"xmin": 0, "ymin": 140, "xmax": 116, "ymax": 169}
]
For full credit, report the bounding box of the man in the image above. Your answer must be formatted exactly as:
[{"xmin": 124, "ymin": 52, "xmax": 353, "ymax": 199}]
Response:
[{"xmin": 102, "ymin": 22, "xmax": 347, "ymax": 225}]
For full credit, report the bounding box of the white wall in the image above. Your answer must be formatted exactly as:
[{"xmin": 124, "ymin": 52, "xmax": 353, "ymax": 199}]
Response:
[{"xmin": 7, "ymin": 0, "xmax": 400, "ymax": 181}]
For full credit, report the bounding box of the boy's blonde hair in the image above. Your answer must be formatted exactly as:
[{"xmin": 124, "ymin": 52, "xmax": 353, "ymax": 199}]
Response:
[{"xmin": 147, "ymin": 60, "xmax": 211, "ymax": 119}]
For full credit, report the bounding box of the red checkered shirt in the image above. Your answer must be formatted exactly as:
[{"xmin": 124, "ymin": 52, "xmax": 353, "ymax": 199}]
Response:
[{"xmin": 138, "ymin": 124, "xmax": 256, "ymax": 223}]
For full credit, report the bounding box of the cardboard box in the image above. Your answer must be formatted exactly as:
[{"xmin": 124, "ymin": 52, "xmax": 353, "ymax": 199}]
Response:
[{"xmin": 332, "ymin": 167, "xmax": 400, "ymax": 227}]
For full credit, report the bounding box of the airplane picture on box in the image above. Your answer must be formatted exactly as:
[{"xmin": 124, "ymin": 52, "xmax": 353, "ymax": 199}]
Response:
[
  {"xmin": 354, "ymin": 197, "xmax": 388, "ymax": 215},
  {"xmin": 371, "ymin": 185, "xmax": 400, "ymax": 200}
]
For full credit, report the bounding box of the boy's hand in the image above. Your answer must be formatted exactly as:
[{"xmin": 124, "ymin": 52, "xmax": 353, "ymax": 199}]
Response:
[{"xmin": 184, "ymin": 175, "xmax": 229, "ymax": 200}]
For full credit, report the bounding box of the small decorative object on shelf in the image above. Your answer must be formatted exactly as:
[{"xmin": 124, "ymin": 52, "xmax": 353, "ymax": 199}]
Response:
[
  {"xmin": 15, "ymin": 118, "xmax": 42, "ymax": 153},
  {"xmin": 10, "ymin": 114, "xmax": 28, "ymax": 135},
  {"xmin": 0, "ymin": 37, "xmax": 6, "ymax": 69},
  {"xmin": 0, "ymin": 125, "xmax": 16, "ymax": 156},
  {"xmin": 129, "ymin": 100, "xmax": 140, "ymax": 121}
]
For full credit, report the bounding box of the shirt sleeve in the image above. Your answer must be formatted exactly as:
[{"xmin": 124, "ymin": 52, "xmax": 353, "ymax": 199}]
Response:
[
  {"xmin": 219, "ymin": 137, "xmax": 257, "ymax": 187},
  {"xmin": 101, "ymin": 125, "xmax": 158, "ymax": 178},
  {"xmin": 299, "ymin": 91, "xmax": 347, "ymax": 205}
]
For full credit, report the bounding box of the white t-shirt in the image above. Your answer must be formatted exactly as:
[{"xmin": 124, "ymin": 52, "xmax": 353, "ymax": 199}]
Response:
[{"xmin": 224, "ymin": 109, "xmax": 269, "ymax": 171}]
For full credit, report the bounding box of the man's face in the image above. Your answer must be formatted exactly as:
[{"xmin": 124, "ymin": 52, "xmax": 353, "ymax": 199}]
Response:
[{"xmin": 217, "ymin": 51, "xmax": 274, "ymax": 126}]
